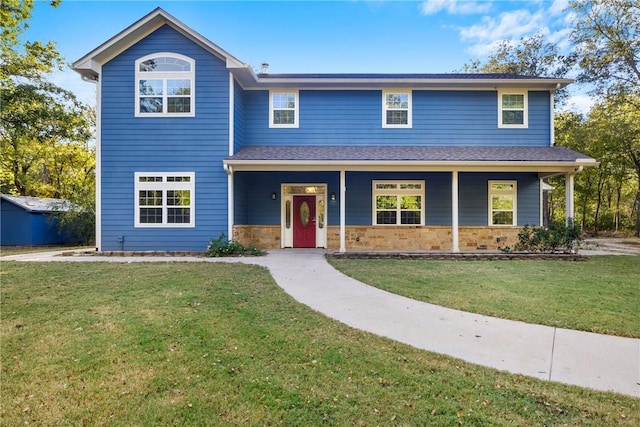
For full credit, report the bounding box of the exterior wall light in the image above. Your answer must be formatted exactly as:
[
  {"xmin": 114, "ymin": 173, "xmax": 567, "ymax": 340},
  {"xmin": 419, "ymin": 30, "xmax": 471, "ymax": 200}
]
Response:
[
  {"xmin": 330, "ymin": 192, "xmax": 336, "ymax": 201},
  {"xmin": 271, "ymin": 192, "xmax": 277, "ymax": 200}
]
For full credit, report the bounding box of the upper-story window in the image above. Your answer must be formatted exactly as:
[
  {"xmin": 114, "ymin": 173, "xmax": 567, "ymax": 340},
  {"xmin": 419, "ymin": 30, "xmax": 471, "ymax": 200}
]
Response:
[
  {"xmin": 498, "ymin": 89, "xmax": 527, "ymax": 128},
  {"xmin": 382, "ymin": 90, "xmax": 412, "ymax": 128},
  {"xmin": 269, "ymin": 90, "xmax": 299, "ymax": 128},
  {"xmin": 135, "ymin": 53, "xmax": 195, "ymax": 117}
]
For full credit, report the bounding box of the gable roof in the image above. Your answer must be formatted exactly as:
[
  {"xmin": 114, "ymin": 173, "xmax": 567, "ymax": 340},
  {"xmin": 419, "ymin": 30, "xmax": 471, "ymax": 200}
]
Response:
[
  {"xmin": 73, "ymin": 8, "xmax": 572, "ymax": 91},
  {"xmin": 1, "ymin": 195, "xmax": 75, "ymax": 213},
  {"xmin": 224, "ymin": 145, "xmax": 597, "ymax": 173},
  {"xmin": 72, "ymin": 7, "xmax": 248, "ymax": 82}
]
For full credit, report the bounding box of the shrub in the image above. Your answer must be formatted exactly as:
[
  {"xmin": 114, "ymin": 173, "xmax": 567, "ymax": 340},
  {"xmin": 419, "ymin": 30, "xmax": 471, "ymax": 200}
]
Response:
[
  {"xmin": 205, "ymin": 233, "xmax": 265, "ymax": 257},
  {"xmin": 513, "ymin": 219, "xmax": 581, "ymax": 253},
  {"xmin": 50, "ymin": 200, "xmax": 95, "ymax": 245}
]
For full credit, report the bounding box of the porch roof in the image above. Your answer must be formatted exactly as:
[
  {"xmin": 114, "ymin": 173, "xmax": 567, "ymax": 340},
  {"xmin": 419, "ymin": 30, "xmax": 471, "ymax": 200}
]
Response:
[{"xmin": 224, "ymin": 145, "xmax": 597, "ymax": 173}]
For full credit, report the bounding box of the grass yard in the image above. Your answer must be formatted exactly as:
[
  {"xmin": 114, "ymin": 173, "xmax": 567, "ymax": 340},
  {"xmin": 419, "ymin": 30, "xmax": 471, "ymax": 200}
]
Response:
[
  {"xmin": 1, "ymin": 262, "xmax": 638, "ymax": 426},
  {"xmin": 328, "ymin": 255, "xmax": 640, "ymax": 338}
]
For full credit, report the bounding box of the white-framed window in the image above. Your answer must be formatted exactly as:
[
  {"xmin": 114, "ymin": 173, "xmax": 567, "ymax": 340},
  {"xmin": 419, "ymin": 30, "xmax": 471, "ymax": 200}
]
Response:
[
  {"xmin": 372, "ymin": 180, "xmax": 424, "ymax": 225},
  {"xmin": 498, "ymin": 89, "xmax": 527, "ymax": 128},
  {"xmin": 135, "ymin": 53, "xmax": 195, "ymax": 117},
  {"xmin": 489, "ymin": 180, "xmax": 517, "ymax": 226},
  {"xmin": 269, "ymin": 90, "xmax": 299, "ymax": 128},
  {"xmin": 135, "ymin": 172, "xmax": 195, "ymax": 227},
  {"xmin": 382, "ymin": 90, "xmax": 412, "ymax": 128}
]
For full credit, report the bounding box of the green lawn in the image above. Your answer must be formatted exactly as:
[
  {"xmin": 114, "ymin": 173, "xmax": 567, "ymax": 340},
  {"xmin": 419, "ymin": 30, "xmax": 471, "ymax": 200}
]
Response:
[
  {"xmin": 328, "ymin": 255, "xmax": 640, "ymax": 338},
  {"xmin": 1, "ymin": 262, "xmax": 638, "ymax": 426}
]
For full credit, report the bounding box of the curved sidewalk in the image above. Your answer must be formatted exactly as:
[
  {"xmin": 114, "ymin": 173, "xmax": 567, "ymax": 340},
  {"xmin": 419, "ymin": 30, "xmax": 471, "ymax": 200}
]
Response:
[{"xmin": 3, "ymin": 249, "xmax": 639, "ymax": 398}]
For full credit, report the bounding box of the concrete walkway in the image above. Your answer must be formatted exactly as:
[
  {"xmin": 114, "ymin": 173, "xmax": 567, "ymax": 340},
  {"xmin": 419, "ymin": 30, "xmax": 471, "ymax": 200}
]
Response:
[{"xmin": 3, "ymin": 249, "xmax": 639, "ymax": 398}]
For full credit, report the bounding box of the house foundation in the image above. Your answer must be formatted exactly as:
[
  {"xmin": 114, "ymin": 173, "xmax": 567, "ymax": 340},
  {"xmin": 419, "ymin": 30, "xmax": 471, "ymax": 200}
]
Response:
[{"xmin": 233, "ymin": 225, "xmax": 521, "ymax": 251}]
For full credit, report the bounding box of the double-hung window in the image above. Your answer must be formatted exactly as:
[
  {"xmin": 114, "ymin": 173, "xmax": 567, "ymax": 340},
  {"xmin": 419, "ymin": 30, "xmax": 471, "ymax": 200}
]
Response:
[
  {"xmin": 373, "ymin": 181, "xmax": 424, "ymax": 225},
  {"xmin": 269, "ymin": 90, "xmax": 299, "ymax": 128},
  {"xmin": 498, "ymin": 89, "xmax": 527, "ymax": 128},
  {"xmin": 382, "ymin": 90, "xmax": 412, "ymax": 128},
  {"xmin": 489, "ymin": 181, "xmax": 517, "ymax": 226},
  {"xmin": 135, "ymin": 53, "xmax": 195, "ymax": 117},
  {"xmin": 135, "ymin": 172, "xmax": 195, "ymax": 227}
]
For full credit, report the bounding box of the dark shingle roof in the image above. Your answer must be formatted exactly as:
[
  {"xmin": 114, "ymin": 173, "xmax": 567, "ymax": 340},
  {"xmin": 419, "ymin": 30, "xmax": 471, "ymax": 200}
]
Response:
[{"xmin": 226, "ymin": 146, "xmax": 595, "ymax": 163}]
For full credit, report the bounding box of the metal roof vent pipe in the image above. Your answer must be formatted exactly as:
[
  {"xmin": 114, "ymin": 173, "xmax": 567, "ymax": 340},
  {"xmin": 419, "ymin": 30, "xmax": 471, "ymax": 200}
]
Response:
[{"xmin": 260, "ymin": 63, "xmax": 269, "ymax": 74}]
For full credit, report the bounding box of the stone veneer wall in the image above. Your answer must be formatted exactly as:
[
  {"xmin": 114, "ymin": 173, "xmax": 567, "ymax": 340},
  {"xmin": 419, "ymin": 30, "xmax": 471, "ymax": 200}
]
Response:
[{"xmin": 234, "ymin": 225, "xmax": 521, "ymax": 251}]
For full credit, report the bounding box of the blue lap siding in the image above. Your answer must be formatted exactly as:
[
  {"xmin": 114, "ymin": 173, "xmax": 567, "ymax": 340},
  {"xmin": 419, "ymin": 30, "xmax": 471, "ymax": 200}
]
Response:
[
  {"xmin": 100, "ymin": 25, "xmax": 229, "ymax": 251},
  {"xmin": 234, "ymin": 172, "xmax": 540, "ymax": 227},
  {"xmin": 243, "ymin": 90, "xmax": 550, "ymax": 146}
]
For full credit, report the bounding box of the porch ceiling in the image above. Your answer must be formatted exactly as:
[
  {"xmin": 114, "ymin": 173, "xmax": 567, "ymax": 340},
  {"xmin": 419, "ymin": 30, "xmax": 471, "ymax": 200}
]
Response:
[{"xmin": 224, "ymin": 145, "xmax": 598, "ymax": 173}]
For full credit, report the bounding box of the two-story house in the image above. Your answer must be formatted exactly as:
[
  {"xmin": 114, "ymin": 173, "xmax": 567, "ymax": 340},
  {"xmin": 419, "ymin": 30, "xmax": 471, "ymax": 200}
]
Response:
[{"xmin": 73, "ymin": 8, "xmax": 596, "ymax": 253}]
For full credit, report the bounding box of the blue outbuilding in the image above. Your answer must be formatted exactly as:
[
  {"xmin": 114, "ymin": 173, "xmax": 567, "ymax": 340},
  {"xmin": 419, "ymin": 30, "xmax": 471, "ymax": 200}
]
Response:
[{"xmin": 0, "ymin": 195, "xmax": 76, "ymax": 246}]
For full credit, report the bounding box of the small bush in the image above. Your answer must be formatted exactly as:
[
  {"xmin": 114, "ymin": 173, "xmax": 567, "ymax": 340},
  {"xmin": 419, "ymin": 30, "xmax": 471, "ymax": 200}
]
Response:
[
  {"xmin": 205, "ymin": 233, "xmax": 265, "ymax": 257},
  {"xmin": 513, "ymin": 219, "xmax": 581, "ymax": 253}
]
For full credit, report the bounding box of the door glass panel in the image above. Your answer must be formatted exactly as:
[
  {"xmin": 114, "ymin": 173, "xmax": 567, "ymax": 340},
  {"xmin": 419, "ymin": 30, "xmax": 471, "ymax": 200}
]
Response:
[
  {"xmin": 318, "ymin": 200, "xmax": 324, "ymax": 229},
  {"xmin": 285, "ymin": 200, "xmax": 291, "ymax": 229},
  {"xmin": 300, "ymin": 201, "xmax": 310, "ymax": 227}
]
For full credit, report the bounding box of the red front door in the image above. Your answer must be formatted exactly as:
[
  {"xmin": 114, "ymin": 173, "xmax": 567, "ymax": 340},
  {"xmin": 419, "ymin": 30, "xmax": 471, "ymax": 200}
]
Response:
[{"xmin": 293, "ymin": 195, "xmax": 316, "ymax": 248}]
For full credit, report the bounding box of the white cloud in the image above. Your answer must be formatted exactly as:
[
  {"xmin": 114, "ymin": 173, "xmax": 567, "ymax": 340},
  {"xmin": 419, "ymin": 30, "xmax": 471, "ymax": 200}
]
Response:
[
  {"xmin": 549, "ymin": 0, "xmax": 570, "ymax": 16},
  {"xmin": 420, "ymin": 0, "xmax": 491, "ymax": 15},
  {"xmin": 562, "ymin": 94, "xmax": 595, "ymax": 115},
  {"xmin": 459, "ymin": 9, "xmax": 544, "ymax": 42}
]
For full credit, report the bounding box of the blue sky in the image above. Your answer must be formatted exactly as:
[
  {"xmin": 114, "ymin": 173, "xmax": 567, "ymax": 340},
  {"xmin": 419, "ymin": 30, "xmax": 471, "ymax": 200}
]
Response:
[{"xmin": 25, "ymin": 0, "xmax": 591, "ymax": 112}]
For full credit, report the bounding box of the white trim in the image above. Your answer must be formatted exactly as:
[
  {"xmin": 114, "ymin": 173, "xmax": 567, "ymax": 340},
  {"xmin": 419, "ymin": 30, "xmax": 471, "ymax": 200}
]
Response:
[
  {"xmin": 95, "ymin": 68, "xmax": 103, "ymax": 251},
  {"xmin": 498, "ymin": 89, "xmax": 528, "ymax": 128},
  {"xmin": 488, "ymin": 180, "xmax": 517, "ymax": 226},
  {"xmin": 550, "ymin": 90, "xmax": 555, "ymax": 146},
  {"xmin": 280, "ymin": 183, "xmax": 327, "ymax": 248},
  {"xmin": 135, "ymin": 53, "xmax": 195, "ymax": 117},
  {"xmin": 269, "ymin": 89, "xmax": 299, "ymax": 128},
  {"xmin": 382, "ymin": 89, "xmax": 412, "ymax": 128},
  {"xmin": 452, "ymin": 171, "xmax": 459, "ymax": 253},
  {"xmin": 539, "ymin": 178, "xmax": 544, "ymax": 226},
  {"xmin": 229, "ymin": 72, "xmax": 235, "ymax": 156},
  {"xmin": 225, "ymin": 161, "xmax": 594, "ymax": 174},
  {"xmin": 225, "ymin": 165, "xmax": 234, "ymax": 239},
  {"xmin": 372, "ymin": 180, "xmax": 425, "ymax": 226},
  {"xmin": 340, "ymin": 170, "xmax": 346, "ymax": 253},
  {"xmin": 134, "ymin": 172, "xmax": 195, "ymax": 227},
  {"xmin": 565, "ymin": 173, "xmax": 575, "ymax": 224}
]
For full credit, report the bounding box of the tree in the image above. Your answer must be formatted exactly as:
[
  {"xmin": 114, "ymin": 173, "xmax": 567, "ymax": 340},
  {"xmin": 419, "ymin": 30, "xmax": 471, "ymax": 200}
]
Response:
[
  {"xmin": 1, "ymin": 0, "xmax": 96, "ymax": 241},
  {"xmin": 459, "ymin": 31, "xmax": 576, "ymax": 103},
  {"xmin": 571, "ymin": 0, "xmax": 640, "ymax": 103},
  {"xmin": 588, "ymin": 97, "xmax": 640, "ymax": 236}
]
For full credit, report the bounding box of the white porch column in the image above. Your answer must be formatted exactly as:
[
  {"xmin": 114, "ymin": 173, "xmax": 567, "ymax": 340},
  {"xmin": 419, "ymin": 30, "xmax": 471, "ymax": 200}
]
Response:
[
  {"xmin": 339, "ymin": 169, "xmax": 346, "ymax": 253},
  {"xmin": 451, "ymin": 170, "xmax": 460, "ymax": 253},
  {"xmin": 565, "ymin": 172, "xmax": 575, "ymax": 225},
  {"xmin": 225, "ymin": 165, "xmax": 234, "ymax": 240}
]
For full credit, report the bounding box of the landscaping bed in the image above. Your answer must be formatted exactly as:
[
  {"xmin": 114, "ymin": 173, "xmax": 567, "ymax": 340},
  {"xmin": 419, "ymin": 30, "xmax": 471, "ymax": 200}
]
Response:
[{"xmin": 328, "ymin": 251, "xmax": 588, "ymax": 261}]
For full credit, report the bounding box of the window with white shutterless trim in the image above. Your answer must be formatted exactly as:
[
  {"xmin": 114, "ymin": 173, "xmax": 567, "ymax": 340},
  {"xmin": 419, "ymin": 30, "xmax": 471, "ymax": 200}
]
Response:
[
  {"xmin": 135, "ymin": 53, "xmax": 195, "ymax": 117},
  {"xmin": 498, "ymin": 89, "xmax": 527, "ymax": 128},
  {"xmin": 373, "ymin": 180, "xmax": 424, "ymax": 225},
  {"xmin": 135, "ymin": 172, "xmax": 195, "ymax": 227},
  {"xmin": 269, "ymin": 90, "xmax": 299, "ymax": 128},
  {"xmin": 382, "ymin": 90, "xmax": 412, "ymax": 128},
  {"xmin": 488, "ymin": 180, "xmax": 517, "ymax": 226}
]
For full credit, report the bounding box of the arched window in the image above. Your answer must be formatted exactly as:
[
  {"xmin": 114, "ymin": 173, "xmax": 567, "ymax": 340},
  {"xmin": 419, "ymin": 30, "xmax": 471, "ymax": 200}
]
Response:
[{"xmin": 135, "ymin": 53, "xmax": 195, "ymax": 117}]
